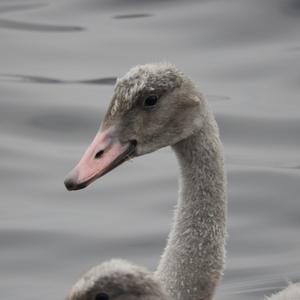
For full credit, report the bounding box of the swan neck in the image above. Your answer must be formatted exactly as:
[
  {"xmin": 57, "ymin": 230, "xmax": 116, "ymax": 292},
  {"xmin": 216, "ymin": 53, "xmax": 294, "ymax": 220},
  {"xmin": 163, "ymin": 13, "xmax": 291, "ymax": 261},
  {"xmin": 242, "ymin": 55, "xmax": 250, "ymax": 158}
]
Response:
[{"xmin": 156, "ymin": 116, "xmax": 227, "ymax": 300}]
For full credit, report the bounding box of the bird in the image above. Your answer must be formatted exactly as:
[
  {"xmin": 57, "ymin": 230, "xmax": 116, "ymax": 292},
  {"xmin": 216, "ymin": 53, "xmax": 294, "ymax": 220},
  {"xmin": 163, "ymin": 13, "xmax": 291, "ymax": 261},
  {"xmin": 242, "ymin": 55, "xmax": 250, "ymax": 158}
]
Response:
[
  {"xmin": 64, "ymin": 63, "xmax": 299, "ymax": 300},
  {"xmin": 66, "ymin": 259, "xmax": 170, "ymax": 300},
  {"xmin": 266, "ymin": 283, "xmax": 300, "ymax": 300}
]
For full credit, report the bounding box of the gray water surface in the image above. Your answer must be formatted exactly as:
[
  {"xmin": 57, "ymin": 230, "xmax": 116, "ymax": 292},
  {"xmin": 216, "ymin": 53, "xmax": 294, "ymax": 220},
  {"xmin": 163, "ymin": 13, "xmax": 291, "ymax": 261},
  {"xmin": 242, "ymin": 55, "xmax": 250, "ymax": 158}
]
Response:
[{"xmin": 0, "ymin": 1, "xmax": 300, "ymax": 300}]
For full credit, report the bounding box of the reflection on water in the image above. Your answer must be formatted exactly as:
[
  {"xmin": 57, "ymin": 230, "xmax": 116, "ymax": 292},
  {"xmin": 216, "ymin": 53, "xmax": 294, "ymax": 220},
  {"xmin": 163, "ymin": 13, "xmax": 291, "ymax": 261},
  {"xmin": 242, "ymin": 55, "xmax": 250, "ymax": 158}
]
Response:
[{"xmin": 0, "ymin": 1, "xmax": 300, "ymax": 300}]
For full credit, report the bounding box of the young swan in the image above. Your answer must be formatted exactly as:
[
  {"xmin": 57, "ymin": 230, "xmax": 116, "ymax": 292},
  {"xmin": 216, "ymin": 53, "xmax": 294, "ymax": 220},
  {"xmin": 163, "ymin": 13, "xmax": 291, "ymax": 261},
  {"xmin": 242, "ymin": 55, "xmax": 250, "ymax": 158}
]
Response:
[
  {"xmin": 65, "ymin": 62, "xmax": 226, "ymax": 300},
  {"xmin": 64, "ymin": 63, "xmax": 299, "ymax": 300},
  {"xmin": 67, "ymin": 259, "xmax": 169, "ymax": 300}
]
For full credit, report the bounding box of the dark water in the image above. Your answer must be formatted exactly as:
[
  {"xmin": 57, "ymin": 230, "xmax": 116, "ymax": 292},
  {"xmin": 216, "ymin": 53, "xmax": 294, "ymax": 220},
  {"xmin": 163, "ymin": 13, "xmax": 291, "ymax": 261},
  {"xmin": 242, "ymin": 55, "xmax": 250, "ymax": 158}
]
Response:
[{"xmin": 0, "ymin": 1, "xmax": 300, "ymax": 299}]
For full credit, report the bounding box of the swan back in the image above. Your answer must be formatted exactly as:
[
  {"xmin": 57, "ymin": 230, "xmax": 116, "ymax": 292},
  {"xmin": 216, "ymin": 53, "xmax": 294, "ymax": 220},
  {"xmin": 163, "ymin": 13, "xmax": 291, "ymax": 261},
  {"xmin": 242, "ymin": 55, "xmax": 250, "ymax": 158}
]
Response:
[
  {"xmin": 266, "ymin": 283, "xmax": 300, "ymax": 300},
  {"xmin": 67, "ymin": 259, "xmax": 169, "ymax": 300}
]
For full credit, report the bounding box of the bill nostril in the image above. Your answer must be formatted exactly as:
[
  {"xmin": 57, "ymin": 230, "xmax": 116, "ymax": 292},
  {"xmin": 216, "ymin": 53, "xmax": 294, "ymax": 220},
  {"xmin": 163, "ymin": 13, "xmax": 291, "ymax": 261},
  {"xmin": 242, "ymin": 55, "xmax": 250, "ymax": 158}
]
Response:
[
  {"xmin": 131, "ymin": 140, "xmax": 137, "ymax": 147},
  {"xmin": 95, "ymin": 150, "xmax": 104, "ymax": 159}
]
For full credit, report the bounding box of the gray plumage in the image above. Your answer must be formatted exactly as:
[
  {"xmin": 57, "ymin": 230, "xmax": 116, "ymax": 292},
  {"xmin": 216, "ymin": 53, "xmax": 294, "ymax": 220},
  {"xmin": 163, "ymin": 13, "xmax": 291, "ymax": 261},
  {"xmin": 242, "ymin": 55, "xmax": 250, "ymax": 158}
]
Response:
[
  {"xmin": 103, "ymin": 63, "xmax": 227, "ymax": 300},
  {"xmin": 107, "ymin": 64, "xmax": 183, "ymax": 118},
  {"xmin": 155, "ymin": 110, "xmax": 227, "ymax": 300},
  {"xmin": 66, "ymin": 62, "xmax": 299, "ymax": 300},
  {"xmin": 266, "ymin": 283, "xmax": 300, "ymax": 300},
  {"xmin": 66, "ymin": 259, "xmax": 169, "ymax": 300}
]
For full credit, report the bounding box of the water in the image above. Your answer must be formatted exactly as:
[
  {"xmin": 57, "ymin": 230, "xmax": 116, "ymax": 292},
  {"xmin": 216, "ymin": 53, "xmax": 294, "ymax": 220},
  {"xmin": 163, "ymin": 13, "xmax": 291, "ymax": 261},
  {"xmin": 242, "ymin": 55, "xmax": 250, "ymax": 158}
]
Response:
[{"xmin": 0, "ymin": 0, "xmax": 300, "ymax": 299}]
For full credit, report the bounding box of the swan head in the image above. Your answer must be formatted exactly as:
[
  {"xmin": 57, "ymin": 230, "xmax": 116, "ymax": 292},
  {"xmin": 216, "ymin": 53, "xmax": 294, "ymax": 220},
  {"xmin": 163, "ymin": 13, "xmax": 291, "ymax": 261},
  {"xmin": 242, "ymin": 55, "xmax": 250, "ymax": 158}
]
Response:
[
  {"xmin": 66, "ymin": 259, "xmax": 169, "ymax": 300},
  {"xmin": 65, "ymin": 63, "xmax": 206, "ymax": 190}
]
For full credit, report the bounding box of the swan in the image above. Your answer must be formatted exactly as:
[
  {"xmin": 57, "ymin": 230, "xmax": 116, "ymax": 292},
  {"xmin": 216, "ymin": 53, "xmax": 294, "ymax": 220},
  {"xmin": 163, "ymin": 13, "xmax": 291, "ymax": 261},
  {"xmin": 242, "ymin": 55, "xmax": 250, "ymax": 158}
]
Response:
[
  {"xmin": 64, "ymin": 63, "xmax": 299, "ymax": 300},
  {"xmin": 66, "ymin": 259, "xmax": 170, "ymax": 300},
  {"xmin": 266, "ymin": 283, "xmax": 300, "ymax": 300}
]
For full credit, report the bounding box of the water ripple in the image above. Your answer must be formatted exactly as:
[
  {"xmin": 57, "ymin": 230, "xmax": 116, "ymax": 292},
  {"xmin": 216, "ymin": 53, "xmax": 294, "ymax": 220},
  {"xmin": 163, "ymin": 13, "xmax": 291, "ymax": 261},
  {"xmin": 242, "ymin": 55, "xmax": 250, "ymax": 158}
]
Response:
[
  {"xmin": 113, "ymin": 13, "xmax": 153, "ymax": 19},
  {"xmin": 0, "ymin": 3, "xmax": 47, "ymax": 14},
  {"xmin": 0, "ymin": 74, "xmax": 117, "ymax": 85},
  {"xmin": 0, "ymin": 18, "xmax": 84, "ymax": 32},
  {"xmin": 79, "ymin": 77, "xmax": 117, "ymax": 85},
  {"xmin": 283, "ymin": 0, "xmax": 300, "ymax": 17},
  {"xmin": 28, "ymin": 110, "xmax": 101, "ymax": 133}
]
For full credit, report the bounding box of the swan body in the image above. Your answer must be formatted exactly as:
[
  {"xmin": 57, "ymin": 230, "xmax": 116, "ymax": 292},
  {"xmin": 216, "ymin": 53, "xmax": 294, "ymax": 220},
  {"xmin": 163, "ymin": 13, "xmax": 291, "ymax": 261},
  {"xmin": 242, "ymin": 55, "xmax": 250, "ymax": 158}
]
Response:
[
  {"xmin": 65, "ymin": 63, "xmax": 299, "ymax": 300},
  {"xmin": 67, "ymin": 259, "xmax": 169, "ymax": 300},
  {"xmin": 266, "ymin": 283, "xmax": 300, "ymax": 300}
]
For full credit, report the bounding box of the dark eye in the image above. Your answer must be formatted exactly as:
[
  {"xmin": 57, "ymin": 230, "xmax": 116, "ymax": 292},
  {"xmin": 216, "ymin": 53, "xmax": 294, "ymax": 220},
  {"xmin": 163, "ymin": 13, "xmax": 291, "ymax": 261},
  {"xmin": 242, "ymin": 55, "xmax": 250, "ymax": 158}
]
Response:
[
  {"xmin": 95, "ymin": 293, "xmax": 109, "ymax": 300},
  {"xmin": 144, "ymin": 95, "xmax": 158, "ymax": 107}
]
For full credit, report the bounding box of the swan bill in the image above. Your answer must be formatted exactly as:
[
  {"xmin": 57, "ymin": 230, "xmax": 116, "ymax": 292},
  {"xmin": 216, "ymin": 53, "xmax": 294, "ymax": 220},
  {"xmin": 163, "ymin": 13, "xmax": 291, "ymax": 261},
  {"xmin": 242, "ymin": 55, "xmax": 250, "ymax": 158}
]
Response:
[{"xmin": 64, "ymin": 127, "xmax": 136, "ymax": 191}]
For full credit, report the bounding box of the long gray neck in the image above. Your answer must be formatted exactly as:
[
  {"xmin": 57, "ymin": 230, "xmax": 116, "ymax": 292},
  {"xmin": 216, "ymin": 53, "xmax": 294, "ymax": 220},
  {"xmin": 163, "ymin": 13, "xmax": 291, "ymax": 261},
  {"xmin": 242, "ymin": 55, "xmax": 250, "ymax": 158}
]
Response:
[{"xmin": 155, "ymin": 112, "xmax": 227, "ymax": 300}]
